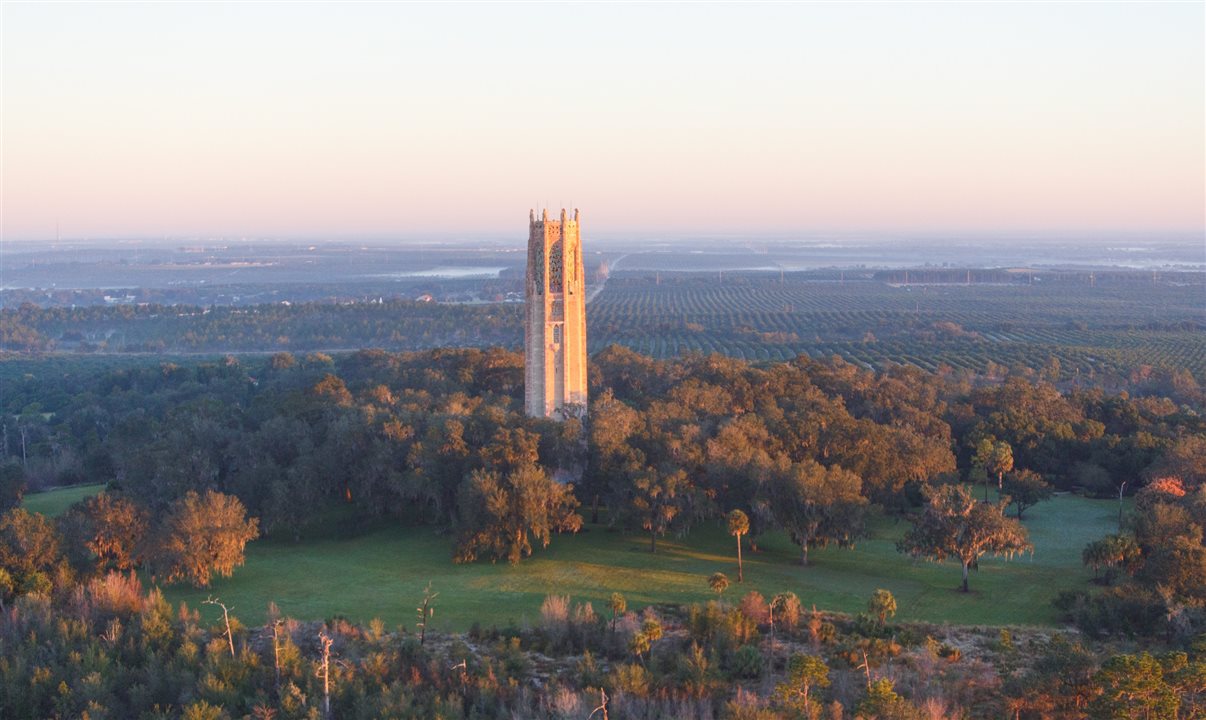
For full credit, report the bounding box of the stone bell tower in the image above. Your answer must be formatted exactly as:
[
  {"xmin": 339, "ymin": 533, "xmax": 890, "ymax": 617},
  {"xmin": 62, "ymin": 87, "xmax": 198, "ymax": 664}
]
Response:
[{"xmin": 525, "ymin": 208, "xmax": 587, "ymax": 419}]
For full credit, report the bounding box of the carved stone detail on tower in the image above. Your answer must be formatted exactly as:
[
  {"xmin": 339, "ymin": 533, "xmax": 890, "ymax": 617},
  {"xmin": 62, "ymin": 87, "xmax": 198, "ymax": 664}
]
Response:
[{"xmin": 525, "ymin": 208, "xmax": 587, "ymax": 419}]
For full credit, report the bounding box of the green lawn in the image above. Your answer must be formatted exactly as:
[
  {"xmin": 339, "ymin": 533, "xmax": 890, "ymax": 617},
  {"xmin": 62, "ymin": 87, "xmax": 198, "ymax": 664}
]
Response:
[
  {"xmin": 161, "ymin": 493, "xmax": 1120, "ymax": 632},
  {"xmin": 22, "ymin": 483, "xmax": 105, "ymax": 517}
]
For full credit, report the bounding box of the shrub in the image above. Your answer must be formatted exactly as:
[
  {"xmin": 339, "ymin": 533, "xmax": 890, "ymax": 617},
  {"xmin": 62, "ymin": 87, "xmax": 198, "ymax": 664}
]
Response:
[
  {"xmin": 540, "ymin": 594, "xmax": 570, "ymax": 628},
  {"xmin": 724, "ymin": 687, "xmax": 778, "ymax": 720},
  {"xmin": 858, "ymin": 678, "xmax": 923, "ymax": 720},
  {"xmin": 75, "ymin": 571, "xmax": 146, "ymax": 624},
  {"xmin": 1055, "ymin": 587, "xmax": 1165, "ymax": 637},
  {"xmin": 739, "ymin": 591, "xmax": 769, "ymax": 625},
  {"xmin": 609, "ymin": 662, "xmax": 651, "ymax": 697},
  {"xmin": 729, "ymin": 644, "xmax": 765, "ymax": 679},
  {"xmin": 772, "ymin": 592, "xmax": 802, "ymax": 630}
]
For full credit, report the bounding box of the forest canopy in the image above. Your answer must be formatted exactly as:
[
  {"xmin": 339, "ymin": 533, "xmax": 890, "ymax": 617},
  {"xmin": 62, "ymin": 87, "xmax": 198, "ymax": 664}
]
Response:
[{"xmin": 2, "ymin": 346, "xmax": 1205, "ymax": 719}]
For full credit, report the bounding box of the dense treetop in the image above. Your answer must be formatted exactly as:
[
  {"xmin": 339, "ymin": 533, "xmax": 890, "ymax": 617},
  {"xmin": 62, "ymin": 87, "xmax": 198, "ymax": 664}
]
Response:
[{"xmin": 2, "ymin": 345, "xmax": 1205, "ymax": 717}]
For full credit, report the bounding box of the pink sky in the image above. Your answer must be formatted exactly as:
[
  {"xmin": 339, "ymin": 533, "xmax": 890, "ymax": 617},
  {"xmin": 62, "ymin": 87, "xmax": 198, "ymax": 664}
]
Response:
[{"xmin": 3, "ymin": 2, "xmax": 1203, "ymax": 240}]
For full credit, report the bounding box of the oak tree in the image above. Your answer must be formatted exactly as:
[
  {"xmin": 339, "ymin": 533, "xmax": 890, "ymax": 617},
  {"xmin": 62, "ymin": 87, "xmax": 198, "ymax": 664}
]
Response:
[
  {"xmin": 897, "ymin": 484, "xmax": 1031, "ymax": 592},
  {"xmin": 453, "ymin": 464, "xmax": 582, "ymax": 564},
  {"xmin": 770, "ymin": 460, "xmax": 867, "ymax": 566},
  {"xmin": 153, "ymin": 490, "xmax": 259, "ymax": 588},
  {"xmin": 1002, "ymin": 468, "xmax": 1053, "ymax": 519},
  {"xmin": 58, "ymin": 492, "xmax": 148, "ymax": 573},
  {"xmin": 0, "ymin": 508, "xmax": 67, "ymax": 603},
  {"xmin": 629, "ymin": 466, "xmax": 690, "ymax": 553}
]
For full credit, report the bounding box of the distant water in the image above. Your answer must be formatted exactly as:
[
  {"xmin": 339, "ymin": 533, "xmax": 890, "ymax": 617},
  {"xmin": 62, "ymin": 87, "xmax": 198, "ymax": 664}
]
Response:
[
  {"xmin": 374, "ymin": 266, "xmax": 509, "ymax": 278},
  {"xmin": 1, "ymin": 236, "xmax": 1200, "ymax": 298}
]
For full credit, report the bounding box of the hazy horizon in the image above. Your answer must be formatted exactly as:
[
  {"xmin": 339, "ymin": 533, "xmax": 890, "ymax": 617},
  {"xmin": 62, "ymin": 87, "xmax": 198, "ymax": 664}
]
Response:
[
  {"xmin": 3, "ymin": 2, "xmax": 1204, "ymax": 241},
  {"xmin": 2, "ymin": 227, "xmax": 1204, "ymax": 249}
]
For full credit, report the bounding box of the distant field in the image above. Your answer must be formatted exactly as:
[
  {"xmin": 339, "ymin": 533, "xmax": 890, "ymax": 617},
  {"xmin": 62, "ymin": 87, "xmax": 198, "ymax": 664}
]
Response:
[
  {"xmin": 589, "ymin": 276, "xmax": 1206, "ymax": 378},
  {"xmin": 22, "ymin": 483, "xmax": 105, "ymax": 517},
  {"xmin": 5, "ymin": 272, "xmax": 1202, "ymax": 380},
  {"xmin": 159, "ymin": 493, "xmax": 1118, "ymax": 632}
]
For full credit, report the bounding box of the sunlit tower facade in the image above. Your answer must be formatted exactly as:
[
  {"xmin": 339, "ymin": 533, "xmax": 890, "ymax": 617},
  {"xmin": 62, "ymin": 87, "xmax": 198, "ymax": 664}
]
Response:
[{"xmin": 525, "ymin": 208, "xmax": 587, "ymax": 419}]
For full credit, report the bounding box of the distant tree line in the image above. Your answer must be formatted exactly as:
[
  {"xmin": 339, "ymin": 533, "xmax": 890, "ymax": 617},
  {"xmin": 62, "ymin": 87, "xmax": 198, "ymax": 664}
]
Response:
[
  {"xmin": 872, "ymin": 268, "xmax": 1205, "ymax": 286},
  {"xmin": 0, "ymin": 300, "xmax": 524, "ymax": 354}
]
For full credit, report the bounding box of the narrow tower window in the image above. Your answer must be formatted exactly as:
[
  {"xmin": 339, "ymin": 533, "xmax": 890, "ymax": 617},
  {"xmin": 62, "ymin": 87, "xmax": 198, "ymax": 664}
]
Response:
[
  {"xmin": 533, "ymin": 242, "xmax": 544, "ymax": 293},
  {"xmin": 549, "ymin": 240, "xmax": 563, "ymax": 289}
]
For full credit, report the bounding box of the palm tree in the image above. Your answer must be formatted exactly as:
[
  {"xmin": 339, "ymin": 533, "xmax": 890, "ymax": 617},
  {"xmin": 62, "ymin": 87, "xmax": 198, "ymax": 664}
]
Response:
[
  {"xmin": 708, "ymin": 572, "xmax": 730, "ymax": 599},
  {"xmin": 727, "ymin": 509, "xmax": 750, "ymax": 581}
]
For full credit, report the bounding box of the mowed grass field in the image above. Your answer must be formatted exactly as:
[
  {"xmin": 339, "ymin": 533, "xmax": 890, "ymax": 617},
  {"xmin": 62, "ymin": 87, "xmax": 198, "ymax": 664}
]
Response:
[
  {"xmin": 22, "ymin": 483, "xmax": 106, "ymax": 517},
  {"xmin": 142, "ymin": 492, "xmax": 1119, "ymax": 632}
]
